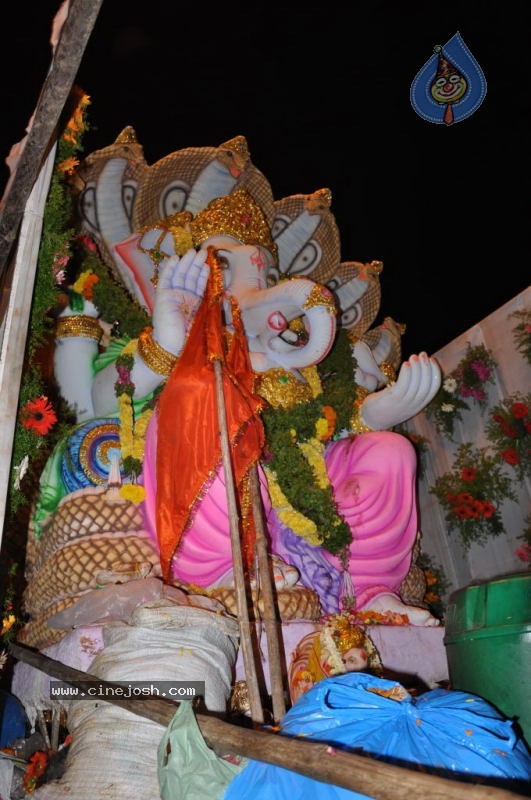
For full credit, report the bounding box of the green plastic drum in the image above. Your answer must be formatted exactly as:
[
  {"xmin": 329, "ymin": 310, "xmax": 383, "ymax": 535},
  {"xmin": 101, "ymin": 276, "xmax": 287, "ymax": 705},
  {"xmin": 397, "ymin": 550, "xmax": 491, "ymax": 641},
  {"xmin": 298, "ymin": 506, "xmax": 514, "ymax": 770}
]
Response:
[{"xmin": 444, "ymin": 572, "xmax": 531, "ymax": 745}]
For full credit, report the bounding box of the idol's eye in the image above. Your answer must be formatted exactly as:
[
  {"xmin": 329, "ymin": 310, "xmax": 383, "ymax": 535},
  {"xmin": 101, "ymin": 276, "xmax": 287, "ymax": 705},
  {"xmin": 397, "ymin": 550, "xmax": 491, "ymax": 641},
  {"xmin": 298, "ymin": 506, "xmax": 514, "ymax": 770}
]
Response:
[
  {"xmin": 215, "ymin": 252, "xmax": 229, "ymax": 269},
  {"xmin": 449, "ymin": 74, "xmax": 460, "ymax": 83},
  {"xmin": 435, "ymin": 77, "xmax": 446, "ymax": 87},
  {"xmin": 224, "ymin": 150, "xmax": 234, "ymax": 158}
]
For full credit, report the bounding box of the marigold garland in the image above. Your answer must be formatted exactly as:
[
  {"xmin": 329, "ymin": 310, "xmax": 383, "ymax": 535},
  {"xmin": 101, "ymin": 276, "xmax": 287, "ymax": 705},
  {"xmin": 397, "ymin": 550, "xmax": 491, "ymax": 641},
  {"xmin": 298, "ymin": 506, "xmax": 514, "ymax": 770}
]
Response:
[
  {"xmin": 263, "ymin": 466, "xmax": 321, "ymax": 545},
  {"xmin": 261, "ymin": 330, "xmax": 361, "ymax": 556},
  {"xmin": 114, "ymin": 340, "xmax": 154, "ymax": 501}
]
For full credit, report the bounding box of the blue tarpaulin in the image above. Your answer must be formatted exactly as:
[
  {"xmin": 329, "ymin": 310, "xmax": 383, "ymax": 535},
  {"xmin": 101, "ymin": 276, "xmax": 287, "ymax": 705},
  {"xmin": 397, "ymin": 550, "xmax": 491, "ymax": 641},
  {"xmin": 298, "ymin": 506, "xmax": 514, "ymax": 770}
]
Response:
[{"xmin": 223, "ymin": 673, "xmax": 531, "ymax": 800}]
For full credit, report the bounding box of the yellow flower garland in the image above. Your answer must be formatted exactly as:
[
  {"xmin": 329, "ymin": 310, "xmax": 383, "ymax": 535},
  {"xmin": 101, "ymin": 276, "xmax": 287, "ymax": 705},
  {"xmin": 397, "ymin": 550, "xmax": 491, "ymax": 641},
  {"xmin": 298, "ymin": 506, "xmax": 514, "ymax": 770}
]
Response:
[
  {"xmin": 298, "ymin": 437, "xmax": 330, "ymax": 490},
  {"xmin": 116, "ymin": 338, "xmax": 154, "ymax": 502},
  {"xmin": 263, "ymin": 466, "xmax": 321, "ymax": 545},
  {"xmin": 264, "ymin": 413, "xmax": 345, "ymax": 544}
]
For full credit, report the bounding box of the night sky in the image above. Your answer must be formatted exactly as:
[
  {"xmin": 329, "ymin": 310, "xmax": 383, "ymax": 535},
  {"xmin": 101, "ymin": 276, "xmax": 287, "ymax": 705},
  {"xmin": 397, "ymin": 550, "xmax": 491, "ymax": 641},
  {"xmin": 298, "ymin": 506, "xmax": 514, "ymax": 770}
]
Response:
[{"xmin": 1, "ymin": 1, "xmax": 529, "ymax": 357}]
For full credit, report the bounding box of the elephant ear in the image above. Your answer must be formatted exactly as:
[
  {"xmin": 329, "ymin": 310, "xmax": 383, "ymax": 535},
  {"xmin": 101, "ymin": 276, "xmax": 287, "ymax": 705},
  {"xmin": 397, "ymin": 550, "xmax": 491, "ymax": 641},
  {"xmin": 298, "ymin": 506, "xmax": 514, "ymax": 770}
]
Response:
[
  {"xmin": 75, "ymin": 126, "xmax": 148, "ymax": 277},
  {"xmin": 362, "ymin": 316, "xmax": 406, "ymax": 373},
  {"xmin": 133, "ymin": 134, "xmax": 275, "ymax": 230},
  {"xmin": 326, "ymin": 260, "xmax": 382, "ymax": 336},
  {"xmin": 270, "ymin": 188, "xmax": 341, "ymax": 286}
]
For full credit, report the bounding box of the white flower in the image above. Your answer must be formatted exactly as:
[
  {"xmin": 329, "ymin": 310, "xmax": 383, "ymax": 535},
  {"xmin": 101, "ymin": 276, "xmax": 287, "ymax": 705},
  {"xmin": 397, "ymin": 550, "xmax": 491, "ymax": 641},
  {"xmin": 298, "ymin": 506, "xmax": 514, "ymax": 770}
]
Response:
[
  {"xmin": 13, "ymin": 455, "xmax": 29, "ymax": 490},
  {"xmin": 441, "ymin": 403, "xmax": 455, "ymax": 413},
  {"xmin": 443, "ymin": 377, "xmax": 457, "ymax": 393}
]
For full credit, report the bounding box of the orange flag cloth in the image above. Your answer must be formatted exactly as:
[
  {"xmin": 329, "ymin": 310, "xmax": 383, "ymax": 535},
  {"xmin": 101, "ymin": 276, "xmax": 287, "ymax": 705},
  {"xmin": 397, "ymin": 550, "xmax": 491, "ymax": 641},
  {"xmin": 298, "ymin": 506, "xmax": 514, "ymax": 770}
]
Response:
[{"xmin": 156, "ymin": 248, "xmax": 265, "ymax": 581}]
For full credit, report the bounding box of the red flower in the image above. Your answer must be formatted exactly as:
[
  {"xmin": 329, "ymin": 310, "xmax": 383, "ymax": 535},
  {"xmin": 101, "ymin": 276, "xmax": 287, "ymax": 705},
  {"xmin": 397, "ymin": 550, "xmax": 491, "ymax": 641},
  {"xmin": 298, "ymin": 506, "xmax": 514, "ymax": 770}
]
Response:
[
  {"xmin": 515, "ymin": 544, "xmax": 531, "ymax": 563},
  {"xmin": 471, "ymin": 500, "xmax": 484, "ymax": 516},
  {"xmin": 481, "ymin": 501, "xmax": 496, "ymax": 519},
  {"xmin": 501, "ymin": 421, "xmax": 519, "ymax": 438},
  {"xmin": 511, "ymin": 402, "xmax": 528, "ymax": 419},
  {"xmin": 454, "ymin": 505, "xmax": 472, "ymax": 519},
  {"xmin": 461, "ymin": 467, "xmax": 476, "ymax": 482},
  {"xmin": 525, "ymin": 419, "xmax": 531, "ymax": 434},
  {"xmin": 501, "ymin": 448, "xmax": 520, "ymax": 465},
  {"xmin": 77, "ymin": 233, "xmax": 98, "ymax": 252},
  {"xmin": 456, "ymin": 492, "xmax": 474, "ymax": 504},
  {"xmin": 20, "ymin": 396, "xmax": 57, "ymax": 435}
]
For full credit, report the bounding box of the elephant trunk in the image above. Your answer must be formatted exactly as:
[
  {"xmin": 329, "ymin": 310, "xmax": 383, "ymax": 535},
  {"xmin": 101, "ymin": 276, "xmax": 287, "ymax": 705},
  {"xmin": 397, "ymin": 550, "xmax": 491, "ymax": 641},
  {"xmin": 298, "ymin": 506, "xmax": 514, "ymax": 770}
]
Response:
[{"xmin": 237, "ymin": 279, "xmax": 337, "ymax": 370}]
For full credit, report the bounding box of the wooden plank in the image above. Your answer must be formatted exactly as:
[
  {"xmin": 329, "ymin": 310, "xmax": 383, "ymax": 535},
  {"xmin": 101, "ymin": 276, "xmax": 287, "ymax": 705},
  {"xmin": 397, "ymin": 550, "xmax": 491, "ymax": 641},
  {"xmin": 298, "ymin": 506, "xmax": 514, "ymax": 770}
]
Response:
[
  {"xmin": 0, "ymin": 0, "xmax": 104, "ymax": 281},
  {"xmin": 9, "ymin": 643, "xmax": 525, "ymax": 800}
]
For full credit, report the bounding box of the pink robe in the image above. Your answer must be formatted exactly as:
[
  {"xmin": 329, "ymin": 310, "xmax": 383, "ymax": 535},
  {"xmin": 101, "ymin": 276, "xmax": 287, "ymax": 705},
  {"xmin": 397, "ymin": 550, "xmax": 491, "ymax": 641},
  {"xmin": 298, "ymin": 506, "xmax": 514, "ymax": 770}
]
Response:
[{"xmin": 142, "ymin": 412, "xmax": 417, "ymax": 611}]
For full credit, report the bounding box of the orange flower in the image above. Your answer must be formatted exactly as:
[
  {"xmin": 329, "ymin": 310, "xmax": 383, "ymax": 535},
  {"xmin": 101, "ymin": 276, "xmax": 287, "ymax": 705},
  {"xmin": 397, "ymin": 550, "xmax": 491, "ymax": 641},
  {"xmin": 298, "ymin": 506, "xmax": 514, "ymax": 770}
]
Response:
[
  {"xmin": 82, "ymin": 272, "xmax": 99, "ymax": 300},
  {"xmin": 320, "ymin": 405, "xmax": 337, "ymax": 440},
  {"xmin": 57, "ymin": 156, "xmax": 79, "ymax": 175},
  {"xmin": 20, "ymin": 396, "xmax": 57, "ymax": 435},
  {"xmin": 23, "ymin": 750, "xmax": 48, "ymax": 793}
]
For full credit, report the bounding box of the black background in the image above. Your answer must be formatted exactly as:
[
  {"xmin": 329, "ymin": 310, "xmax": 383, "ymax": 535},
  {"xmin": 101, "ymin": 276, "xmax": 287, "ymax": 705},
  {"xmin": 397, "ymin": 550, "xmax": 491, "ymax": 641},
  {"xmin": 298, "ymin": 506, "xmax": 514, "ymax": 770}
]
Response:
[{"xmin": 1, "ymin": 0, "xmax": 529, "ymax": 356}]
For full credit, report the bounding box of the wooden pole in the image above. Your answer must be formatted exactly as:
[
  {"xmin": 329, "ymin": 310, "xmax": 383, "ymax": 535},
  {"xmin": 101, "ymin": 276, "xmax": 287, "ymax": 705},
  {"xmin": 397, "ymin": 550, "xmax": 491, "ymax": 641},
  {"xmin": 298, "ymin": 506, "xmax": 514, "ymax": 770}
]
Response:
[
  {"xmin": 0, "ymin": 0, "xmax": 104, "ymax": 282},
  {"xmin": 249, "ymin": 465, "xmax": 287, "ymax": 721},
  {"xmin": 213, "ymin": 357, "xmax": 264, "ymax": 724},
  {"xmin": 9, "ymin": 644, "xmax": 524, "ymax": 800}
]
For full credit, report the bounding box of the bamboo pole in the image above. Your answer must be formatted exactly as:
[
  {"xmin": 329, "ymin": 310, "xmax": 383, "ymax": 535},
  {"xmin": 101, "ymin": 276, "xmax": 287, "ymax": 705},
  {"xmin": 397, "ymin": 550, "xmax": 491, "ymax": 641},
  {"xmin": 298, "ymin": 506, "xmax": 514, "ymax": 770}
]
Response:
[
  {"xmin": 0, "ymin": 0, "xmax": 104, "ymax": 281},
  {"xmin": 249, "ymin": 465, "xmax": 287, "ymax": 721},
  {"xmin": 213, "ymin": 357, "xmax": 264, "ymax": 724},
  {"xmin": 9, "ymin": 644, "xmax": 525, "ymax": 800}
]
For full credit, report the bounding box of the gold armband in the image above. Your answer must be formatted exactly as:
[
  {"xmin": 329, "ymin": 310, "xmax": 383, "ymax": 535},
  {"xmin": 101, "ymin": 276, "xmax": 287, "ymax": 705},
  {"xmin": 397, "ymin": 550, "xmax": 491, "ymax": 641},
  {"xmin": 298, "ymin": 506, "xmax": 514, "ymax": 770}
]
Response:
[
  {"xmin": 379, "ymin": 361, "xmax": 397, "ymax": 385},
  {"xmin": 137, "ymin": 327, "xmax": 178, "ymax": 376},
  {"xmin": 350, "ymin": 386, "xmax": 373, "ymax": 434},
  {"xmin": 56, "ymin": 315, "xmax": 102, "ymax": 342}
]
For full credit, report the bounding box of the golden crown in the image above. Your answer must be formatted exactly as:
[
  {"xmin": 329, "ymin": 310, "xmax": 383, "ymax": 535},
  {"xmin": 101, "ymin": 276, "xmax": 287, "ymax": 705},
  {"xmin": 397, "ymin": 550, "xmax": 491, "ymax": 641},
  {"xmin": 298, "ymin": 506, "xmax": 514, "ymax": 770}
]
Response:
[
  {"xmin": 330, "ymin": 616, "xmax": 366, "ymax": 654},
  {"xmin": 190, "ymin": 189, "xmax": 278, "ymax": 262}
]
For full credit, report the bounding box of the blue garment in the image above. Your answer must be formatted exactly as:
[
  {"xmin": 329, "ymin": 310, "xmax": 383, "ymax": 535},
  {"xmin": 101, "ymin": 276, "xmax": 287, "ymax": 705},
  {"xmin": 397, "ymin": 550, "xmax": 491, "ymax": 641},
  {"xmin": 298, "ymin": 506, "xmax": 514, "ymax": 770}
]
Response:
[{"xmin": 0, "ymin": 690, "xmax": 28, "ymax": 747}]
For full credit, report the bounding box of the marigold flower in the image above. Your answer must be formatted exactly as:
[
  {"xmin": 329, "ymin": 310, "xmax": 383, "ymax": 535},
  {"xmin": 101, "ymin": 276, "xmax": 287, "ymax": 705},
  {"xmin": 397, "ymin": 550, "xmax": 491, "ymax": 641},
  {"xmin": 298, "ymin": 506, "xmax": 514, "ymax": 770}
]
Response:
[
  {"xmin": 57, "ymin": 156, "xmax": 79, "ymax": 175},
  {"xmin": 461, "ymin": 467, "xmax": 476, "ymax": 482},
  {"xmin": 501, "ymin": 448, "xmax": 520, "ymax": 465},
  {"xmin": 72, "ymin": 269, "xmax": 99, "ymax": 299},
  {"xmin": 120, "ymin": 484, "xmax": 146, "ymax": 504},
  {"xmin": 1, "ymin": 614, "xmax": 15, "ymax": 635},
  {"xmin": 20, "ymin": 396, "xmax": 57, "ymax": 435}
]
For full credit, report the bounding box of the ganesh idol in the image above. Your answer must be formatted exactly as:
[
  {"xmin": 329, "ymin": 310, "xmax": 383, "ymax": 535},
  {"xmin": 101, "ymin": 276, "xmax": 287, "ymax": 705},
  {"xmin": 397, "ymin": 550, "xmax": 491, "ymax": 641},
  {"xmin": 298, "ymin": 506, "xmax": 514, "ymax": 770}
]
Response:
[{"xmin": 30, "ymin": 130, "xmax": 442, "ymax": 640}]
